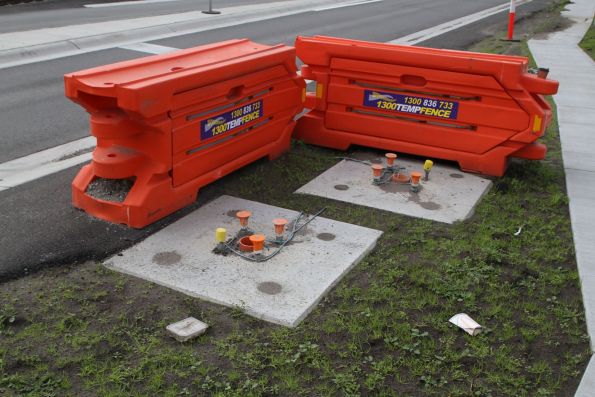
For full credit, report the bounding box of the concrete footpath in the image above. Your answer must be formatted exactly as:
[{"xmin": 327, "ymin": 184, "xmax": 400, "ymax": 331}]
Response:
[{"xmin": 528, "ymin": 0, "xmax": 595, "ymax": 395}]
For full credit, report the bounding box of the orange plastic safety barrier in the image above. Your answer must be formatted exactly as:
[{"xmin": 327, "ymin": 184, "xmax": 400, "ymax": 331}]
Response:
[
  {"xmin": 294, "ymin": 36, "xmax": 559, "ymax": 176},
  {"xmin": 65, "ymin": 39, "xmax": 304, "ymax": 228}
]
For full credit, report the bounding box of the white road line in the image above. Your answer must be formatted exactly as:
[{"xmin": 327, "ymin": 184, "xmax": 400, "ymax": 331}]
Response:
[
  {"xmin": 0, "ymin": 0, "xmax": 534, "ymax": 192},
  {"xmin": 313, "ymin": 0, "xmax": 383, "ymax": 12},
  {"xmin": 119, "ymin": 42, "xmax": 179, "ymax": 54},
  {"xmin": 389, "ymin": 0, "xmax": 532, "ymax": 45},
  {"xmin": 85, "ymin": 0, "xmax": 184, "ymax": 8},
  {"xmin": 0, "ymin": 137, "xmax": 94, "ymax": 192}
]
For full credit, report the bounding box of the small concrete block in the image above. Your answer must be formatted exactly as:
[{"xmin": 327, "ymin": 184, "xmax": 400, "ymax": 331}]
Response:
[
  {"xmin": 105, "ymin": 195, "xmax": 382, "ymax": 327},
  {"xmin": 166, "ymin": 317, "xmax": 208, "ymax": 342},
  {"xmin": 295, "ymin": 154, "xmax": 492, "ymax": 224}
]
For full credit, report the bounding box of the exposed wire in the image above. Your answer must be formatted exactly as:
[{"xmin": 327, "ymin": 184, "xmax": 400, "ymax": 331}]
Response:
[
  {"xmin": 224, "ymin": 207, "xmax": 327, "ymax": 262},
  {"xmin": 372, "ymin": 167, "xmax": 407, "ymax": 186},
  {"xmin": 335, "ymin": 156, "xmax": 372, "ymax": 165},
  {"xmin": 335, "ymin": 156, "xmax": 410, "ymax": 186}
]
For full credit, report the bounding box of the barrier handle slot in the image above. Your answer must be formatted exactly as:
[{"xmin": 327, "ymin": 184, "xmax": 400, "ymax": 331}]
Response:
[{"xmin": 227, "ymin": 86, "xmax": 245, "ymax": 100}]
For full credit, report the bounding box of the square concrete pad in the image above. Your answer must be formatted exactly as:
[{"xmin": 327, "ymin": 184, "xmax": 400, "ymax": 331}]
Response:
[
  {"xmin": 295, "ymin": 154, "xmax": 492, "ymax": 223},
  {"xmin": 105, "ymin": 195, "xmax": 382, "ymax": 327}
]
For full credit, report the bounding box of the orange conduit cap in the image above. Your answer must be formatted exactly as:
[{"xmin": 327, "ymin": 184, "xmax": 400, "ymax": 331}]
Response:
[
  {"xmin": 273, "ymin": 218, "xmax": 288, "ymax": 236},
  {"xmin": 385, "ymin": 153, "xmax": 397, "ymax": 166},
  {"xmin": 410, "ymin": 171, "xmax": 422, "ymax": 185},
  {"xmin": 392, "ymin": 173, "xmax": 410, "ymax": 183},
  {"xmin": 249, "ymin": 234, "xmax": 266, "ymax": 252},
  {"xmin": 371, "ymin": 164, "xmax": 384, "ymax": 178},
  {"xmin": 236, "ymin": 210, "xmax": 252, "ymax": 227},
  {"xmin": 238, "ymin": 236, "xmax": 254, "ymax": 252}
]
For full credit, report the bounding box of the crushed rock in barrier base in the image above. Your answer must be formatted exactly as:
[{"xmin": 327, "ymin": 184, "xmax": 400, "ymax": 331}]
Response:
[{"xmin": 86, "ymin": 177, "xmax": 134, "ymax": 202}]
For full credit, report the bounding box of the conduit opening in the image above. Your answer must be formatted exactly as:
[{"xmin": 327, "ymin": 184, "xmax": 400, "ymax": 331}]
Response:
[
  {"xmin": 401, "ymin": 74, "xmax": 427, "ymax": 87},
  {"xmin": 317, "ymin": 232, "xmax": 336, "ymax": 241},
  {"xmin": 226, "ymin": 85, "xmax": 245, "ymax": 100},
  {"xmin": 257, "ymin": 281, "xmax": 282, "ymax": 295}
]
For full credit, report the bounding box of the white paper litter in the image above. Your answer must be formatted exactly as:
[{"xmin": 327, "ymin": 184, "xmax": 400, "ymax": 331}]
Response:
[
  {"xmin": 514, "ymin": 226, "xmax": 523, "ymax": 236},
  {"xmin": 449, "ymin": 313, "xmax": 482, "ymax": 336}
]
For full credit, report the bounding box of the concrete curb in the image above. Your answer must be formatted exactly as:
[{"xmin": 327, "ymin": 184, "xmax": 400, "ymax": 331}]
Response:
[
  {"xmin": 0, "ymin": 0, "xmax": 341, "ymax": 69},
  {"xmin": 527, "ymin": 0, "xmax": 595, "ymax": 395}
]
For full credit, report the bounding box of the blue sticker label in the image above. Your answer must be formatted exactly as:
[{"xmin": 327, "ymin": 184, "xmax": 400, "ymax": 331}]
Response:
[
  {"xmin": 363, "ymin": 90, "xmax": 459, "ymax": 120},
  {"xmin": 201, "ymin": 100, "xmax": 264, "ymax": 141}
]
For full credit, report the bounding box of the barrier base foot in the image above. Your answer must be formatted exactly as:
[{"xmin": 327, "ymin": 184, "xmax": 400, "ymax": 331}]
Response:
[
  {"xmin": 511, "ymin": 142, "xmax": 547, "ymax": 160},
  {"xmin": 293, "ymin": 112, "xmax": 351, "ymax": 150},
  {"xmin": 293, "ymin": 113, "xmax": 530, "ymax": 177}
]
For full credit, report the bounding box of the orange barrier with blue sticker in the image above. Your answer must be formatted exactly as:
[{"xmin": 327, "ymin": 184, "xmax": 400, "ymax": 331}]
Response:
[
  {"xmin": 294, "ymin": 35, "xmax": 559, "ymax": 176},
  {"xmin": 65, "ymin": 39, "xmax": 304, "ymax": 228}
]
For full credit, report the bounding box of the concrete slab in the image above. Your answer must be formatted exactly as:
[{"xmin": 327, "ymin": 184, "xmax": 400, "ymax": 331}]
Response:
[
  {"xmin": 295, "ymin": 154, "xmax": 492, "ymax": 224},
  {"xmin": 105, "ymin": 195, "xmax": 382, "ymax": 327}
]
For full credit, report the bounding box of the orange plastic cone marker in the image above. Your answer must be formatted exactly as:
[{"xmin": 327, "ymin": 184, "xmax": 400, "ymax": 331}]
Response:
[
  {"xmin": 236, "ymin": 210, "xmax": 252, "ymax": 227},
  {"xmin": 249, "ymin": 234, "xmax": 266, "ymax": 253},
  {"xmin": 385, "ymin": 153, "xmax": 397, "ymax": 167}
]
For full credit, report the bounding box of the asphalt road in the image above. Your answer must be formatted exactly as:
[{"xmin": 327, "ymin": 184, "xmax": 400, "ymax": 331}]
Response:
[
  {"xmin": 0, "ymin": 0, "xmax": 553, "ymax": 279},
  {"xmin": 0, "ymin": 0, "xmax": 282, "ymax": 32}
]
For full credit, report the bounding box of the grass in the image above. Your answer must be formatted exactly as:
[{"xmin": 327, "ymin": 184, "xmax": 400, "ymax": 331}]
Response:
[
  {"xmin": 0, "ymin": 1, "xmax": 590, "ymax": 396},
  {"xmin": 579, "ymin": 20, "xmax": 595, "ymax": 60}
]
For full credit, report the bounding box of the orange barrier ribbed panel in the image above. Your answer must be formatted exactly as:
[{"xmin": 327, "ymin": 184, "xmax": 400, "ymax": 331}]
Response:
[
  {"xmin": 65, "ymin": 39, "xmax": 305, "ymax": 228},
  {"xmin": 294, "ymin": 35, "xmax": 559, "ymax": 176}
]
